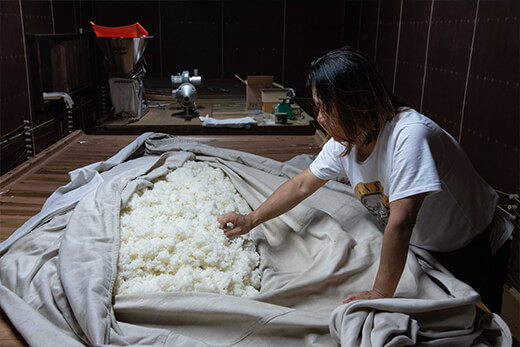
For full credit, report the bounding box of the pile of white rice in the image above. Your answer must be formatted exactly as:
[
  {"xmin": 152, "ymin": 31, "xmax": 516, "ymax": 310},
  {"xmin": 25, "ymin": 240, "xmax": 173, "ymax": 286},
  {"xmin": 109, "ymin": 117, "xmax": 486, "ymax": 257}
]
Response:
[{"xmin": 114, "ymin": 160, "xmax": 261, "ymax": 297}]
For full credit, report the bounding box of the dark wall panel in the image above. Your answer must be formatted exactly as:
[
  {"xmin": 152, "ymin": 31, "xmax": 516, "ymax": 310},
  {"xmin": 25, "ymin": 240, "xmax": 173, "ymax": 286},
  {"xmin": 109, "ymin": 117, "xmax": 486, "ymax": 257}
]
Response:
[
  {"xmin": 162, "ymin": 1, "xmax": 221, "ymax": 79},
  {"xmin": 78, "ymin": 0, "xmax": 95, "ymax": 33},
  {"xmin": 344, "ymin": 0, "xmax": 361, "ymax": 48},
  {"xmin": 421, "ymin": 0, "xmax": 478, "ymax": 138},
  {"xmin": 0, "ymin": 0, "xmax": 31, "ymax": 174},
  {"xmin": 360, "ymin": 0, "xmax": 518, "ymax": 195},
  {"xmin": 393, "ymin": 0, "xmax": 431, "ymax": 109},
  {"xmin": 33, "ymin": 118, "xmax": 66, "ymax": 154},
  {"xmin": 0, "ymin": 1, "xmax": 31, "ymax": 135},
  {"xmin": 223, "ymin": 0, "xmax": 283, "ymax": 80},
  {"xmin": 285, "ymin": 0, "xmax": 344, "ymax": 95},
  {"xmin": 462, "ymin": 0, "xmax": 520, "ymax": 192},
  {"xmin": 53, "ymin": 1, "xmax": 77, "ymax": 33},
  {"xmin": 358, "ymin": 0, "xmax": 378, "ymax": 60},
  {"xmin": 0, "ymin": 135, "xmax": 27, "ymax": 174},
  {"xmin": 375, "ymin": 0, "xmax": 401, "ymax": 92},
  {"xmin": 1, "ymin": 0, "xmax": 99, "ymax": 175},
  {"xmin": 21, "ymin": 0, "xmax": 53, "ymax": 33}
]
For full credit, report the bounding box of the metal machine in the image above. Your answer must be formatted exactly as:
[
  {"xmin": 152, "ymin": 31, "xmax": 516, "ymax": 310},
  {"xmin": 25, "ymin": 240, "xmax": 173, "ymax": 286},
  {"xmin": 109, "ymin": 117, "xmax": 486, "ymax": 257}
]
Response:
[
  {"xmin": 171, "ymin": 70, "xmax": 202, "ymax": 118},
  {"xmin": 96, "ymin": 36, "xmax": 152, "ymax": 118}
]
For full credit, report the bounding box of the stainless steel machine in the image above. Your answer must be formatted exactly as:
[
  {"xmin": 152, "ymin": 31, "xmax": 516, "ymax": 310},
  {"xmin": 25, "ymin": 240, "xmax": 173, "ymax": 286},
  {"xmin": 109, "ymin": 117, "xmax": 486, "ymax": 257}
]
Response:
[
  {"xmin": 96, "ymin": 36, "xmax": 152, "ymax": 118},
  {"xmin": 171, "ymin": 69, "xmax": 202, "ymax": 118}
]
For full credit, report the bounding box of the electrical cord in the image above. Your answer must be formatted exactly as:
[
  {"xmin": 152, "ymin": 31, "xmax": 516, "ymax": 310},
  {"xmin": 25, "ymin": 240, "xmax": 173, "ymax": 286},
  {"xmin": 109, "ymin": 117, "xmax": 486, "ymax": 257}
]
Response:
[
  {"xmin": 0, "ymin": 127, "xmax": 25, "ymax": 146},
  {"xmin": 495, "ymin": 188, "xmax": 520, "ymax": 230},
  {"xmin": 0, "ymin": 118, "xmax": 59, "ymax": 147},
  {"xmin": 496, "ymin": 189, "xmax": 520, "ymax": 205},
  {"xmin": 497, "ymin": 205, "xmax": 520, "ymax": 228},
  {"xmin": 495, "ymin": 188, "xmax": 520, "ymax": 300},
  {"xmin": 1, "ymin": 148, "xmax": 28, "ymax": 174},
  {"xmin": 0, "ymin": 123, "xmax": 25, "ymax": 141}
]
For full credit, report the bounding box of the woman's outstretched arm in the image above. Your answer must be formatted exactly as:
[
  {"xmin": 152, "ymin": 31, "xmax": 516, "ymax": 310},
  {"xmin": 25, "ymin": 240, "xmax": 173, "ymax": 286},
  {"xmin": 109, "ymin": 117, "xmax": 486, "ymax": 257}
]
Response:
[{"xmin": 218, "ymin": 168, "xmax": 328, "ymax": 238}]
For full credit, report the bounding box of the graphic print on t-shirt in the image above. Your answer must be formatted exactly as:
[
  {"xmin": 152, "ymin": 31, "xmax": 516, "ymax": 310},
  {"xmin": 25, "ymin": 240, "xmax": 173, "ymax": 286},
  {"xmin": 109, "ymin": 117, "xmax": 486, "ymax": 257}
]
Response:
[{"xmin": 354, "ymin": 181, "xmax": 390, "ymax": 225}]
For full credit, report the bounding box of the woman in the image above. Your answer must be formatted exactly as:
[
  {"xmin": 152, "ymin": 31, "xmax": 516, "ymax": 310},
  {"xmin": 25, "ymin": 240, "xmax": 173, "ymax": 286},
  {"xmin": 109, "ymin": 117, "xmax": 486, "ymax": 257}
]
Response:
[{"xmin": 218, "ymin": 46, "xmax": 513, "ymax": 313}]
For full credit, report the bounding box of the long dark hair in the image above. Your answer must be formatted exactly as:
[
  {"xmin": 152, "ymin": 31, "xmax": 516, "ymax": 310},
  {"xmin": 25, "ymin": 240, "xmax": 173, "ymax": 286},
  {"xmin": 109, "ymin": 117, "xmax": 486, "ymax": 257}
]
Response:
[{"xmin": 306, "ymin": 46, "xmax": 407, "ymax": 156}]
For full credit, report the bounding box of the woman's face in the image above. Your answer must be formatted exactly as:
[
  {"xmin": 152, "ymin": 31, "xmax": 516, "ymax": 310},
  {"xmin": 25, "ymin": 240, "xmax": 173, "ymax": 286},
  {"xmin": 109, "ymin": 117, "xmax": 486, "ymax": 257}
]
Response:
[
  {"xmin": 311, "ymin": 87, "xmax": 331, "ymax": 128},
  {"xmin": 312, "ymin": 86, "xmax": 365, "ymax": 145}
]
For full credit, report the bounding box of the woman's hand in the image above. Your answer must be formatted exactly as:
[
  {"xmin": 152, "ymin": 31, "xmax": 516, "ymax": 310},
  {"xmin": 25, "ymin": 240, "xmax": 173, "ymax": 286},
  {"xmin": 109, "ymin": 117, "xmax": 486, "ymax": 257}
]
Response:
[
  {"xmin": 218, "ymin": 212, "xmax": 254, "ymax": 238},
  {"xmin": 342, "ymin": 288, "xmax": 386, "ymax": 304}
]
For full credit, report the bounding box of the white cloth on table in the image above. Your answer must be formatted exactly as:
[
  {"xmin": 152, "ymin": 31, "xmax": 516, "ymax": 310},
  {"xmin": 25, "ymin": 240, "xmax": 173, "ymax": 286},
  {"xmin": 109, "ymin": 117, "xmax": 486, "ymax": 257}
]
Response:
[{"xmin": 199, "ymin": 114, "xmax": 257, "ymax": 128}]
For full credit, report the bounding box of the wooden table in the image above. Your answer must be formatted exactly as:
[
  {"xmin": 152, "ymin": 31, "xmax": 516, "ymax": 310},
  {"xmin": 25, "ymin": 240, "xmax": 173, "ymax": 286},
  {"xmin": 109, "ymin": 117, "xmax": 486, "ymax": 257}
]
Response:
[
  {"xmin": 0, "ymin": 130, "xmax": 325, "ymax": 346},
  {"xmin": 96, "ymin": 78, "xmax": 317, "ymax": 136},
  {"xmin": 95, "ymin": 102, "xmax": 318, "ymax": 136}
]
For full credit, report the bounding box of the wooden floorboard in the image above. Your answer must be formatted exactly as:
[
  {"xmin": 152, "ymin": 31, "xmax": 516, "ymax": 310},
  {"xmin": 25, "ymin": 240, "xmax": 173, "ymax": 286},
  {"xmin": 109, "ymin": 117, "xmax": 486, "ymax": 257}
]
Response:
[{"xmin": 0, "ymin": 130, "xmax": 323, "ymax": 346}]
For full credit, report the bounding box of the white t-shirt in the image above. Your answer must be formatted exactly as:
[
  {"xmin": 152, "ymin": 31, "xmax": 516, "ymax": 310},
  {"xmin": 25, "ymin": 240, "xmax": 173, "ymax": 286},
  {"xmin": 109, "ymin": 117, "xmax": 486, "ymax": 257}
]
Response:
[{"xmin": 310, "ymin": 108, "xmax": 510, "ymax": 253}]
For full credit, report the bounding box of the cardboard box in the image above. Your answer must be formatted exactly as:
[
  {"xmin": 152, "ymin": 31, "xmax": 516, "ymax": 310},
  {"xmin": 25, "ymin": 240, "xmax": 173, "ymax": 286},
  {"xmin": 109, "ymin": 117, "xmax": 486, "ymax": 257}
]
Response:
[
  {"xmin": 261, "ymin": 88, "xmax": 288, "ymax": 113},
  {"xmin": 236, "ymin": 75, "xmax": 274, "ymax": 110}
]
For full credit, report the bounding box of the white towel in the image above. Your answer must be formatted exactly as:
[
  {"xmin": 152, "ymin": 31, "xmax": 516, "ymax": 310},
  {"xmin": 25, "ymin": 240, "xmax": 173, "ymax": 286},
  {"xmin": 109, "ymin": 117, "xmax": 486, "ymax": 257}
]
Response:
[
  {"xmin": 199, "ymin": 114, "xmax": 257, "ymax": 128},
  {"xmin": 43, "ymin": 92, "xmax": 74, "ymax": 109}
]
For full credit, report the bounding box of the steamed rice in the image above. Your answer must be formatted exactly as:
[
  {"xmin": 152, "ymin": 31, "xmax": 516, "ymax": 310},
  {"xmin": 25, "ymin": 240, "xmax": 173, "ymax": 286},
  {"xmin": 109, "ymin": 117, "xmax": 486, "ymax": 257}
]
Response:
[{"xmin": 114, "ymin": 160, "xmax": 261, "ymax": 297}]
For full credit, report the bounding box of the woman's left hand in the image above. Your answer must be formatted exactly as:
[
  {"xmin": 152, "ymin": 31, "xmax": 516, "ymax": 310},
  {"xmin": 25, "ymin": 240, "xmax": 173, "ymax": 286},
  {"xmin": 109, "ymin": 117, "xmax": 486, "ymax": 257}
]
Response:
[{"xmin": 343, "ymin": 289, "xmax": 386, "ymax": 304}]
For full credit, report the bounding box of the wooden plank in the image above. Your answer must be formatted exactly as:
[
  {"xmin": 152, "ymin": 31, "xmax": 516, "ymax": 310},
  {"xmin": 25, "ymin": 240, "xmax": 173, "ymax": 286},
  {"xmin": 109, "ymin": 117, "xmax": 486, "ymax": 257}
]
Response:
[
  {"xmin": 0, "ymin": 209, "xmax": 40, "ymax": 217},
  {"xmin": 0, "ymin": 130, "xmax": 84, "ymax": 189},
  {"xmin": 0, "ymin": 196, "xmax": 47, "ymax": 205}
]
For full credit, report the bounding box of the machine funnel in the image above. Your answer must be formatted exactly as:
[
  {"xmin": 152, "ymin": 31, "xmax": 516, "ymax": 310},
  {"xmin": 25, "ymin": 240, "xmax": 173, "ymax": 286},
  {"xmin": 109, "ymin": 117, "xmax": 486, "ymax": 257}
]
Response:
[{"xmin": 96, "ymin": 36, "xmax": 152, "ymax": 78}]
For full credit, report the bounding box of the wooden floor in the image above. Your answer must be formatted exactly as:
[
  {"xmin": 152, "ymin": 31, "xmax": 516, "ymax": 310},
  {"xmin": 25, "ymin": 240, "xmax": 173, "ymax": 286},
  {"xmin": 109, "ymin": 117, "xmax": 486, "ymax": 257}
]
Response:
[{"xmin": 0, "ymin": 130, "xmax": 325, "ymax": 346}]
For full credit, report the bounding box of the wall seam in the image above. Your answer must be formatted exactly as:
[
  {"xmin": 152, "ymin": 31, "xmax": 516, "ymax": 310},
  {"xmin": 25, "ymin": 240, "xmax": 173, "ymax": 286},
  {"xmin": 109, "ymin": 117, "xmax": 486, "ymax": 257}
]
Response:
[
  {"xmin": 392, "ymin": 0, "xmax": 404, "ymax": 93},
  {"xmin": 340, "ymin": 0, "xmax": 346, "ymax": 46},
  {"xmin": 374, "ymin": 0, "xmax": 381, "ymax": 61},
  {"xmin": 18, "ymin": 0, "xmax": 36, "ymax": 157},
  {"xmin": 282, "ymin": 0, "xmax": 286, "ymax": 85},
  {"xmin": 79, "ymin": 0, "xmax": 82, "ymax": 31},
  {"xmin": 50, "ymin": 0, "xmax": 55, "ymax": 34},
  {"xmin": 73, "ymin": 0, "xmax": 78, "ymax": 32},
  {"xmin": 357, "ymin": 0, "xmax": 363, "ymax": 49},
  {"xmin": 19, "ymin": 0, "xmax": 35, "ymax": 156},
  {"xmin": 420, "ymin": 0, "xmax": 435, "ymax": 112},
  {"xmin": 459, "ymin": 0, "xmax": 480, "ymax": 143}
]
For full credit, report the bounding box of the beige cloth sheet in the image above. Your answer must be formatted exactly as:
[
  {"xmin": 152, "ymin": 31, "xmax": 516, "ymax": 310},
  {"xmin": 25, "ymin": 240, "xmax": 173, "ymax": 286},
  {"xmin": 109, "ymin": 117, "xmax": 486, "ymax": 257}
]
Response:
[{"xmin": 0, "ymin": 133, "xmax": 511, "ymax": 346}]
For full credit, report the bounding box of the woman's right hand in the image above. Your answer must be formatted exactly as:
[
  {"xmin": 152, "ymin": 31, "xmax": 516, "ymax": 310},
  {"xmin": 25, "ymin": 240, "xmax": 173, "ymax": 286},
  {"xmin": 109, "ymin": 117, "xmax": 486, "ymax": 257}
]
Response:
[{"xmin": 217, "ymin": 212, "xmax": 254, "ymax": 238}]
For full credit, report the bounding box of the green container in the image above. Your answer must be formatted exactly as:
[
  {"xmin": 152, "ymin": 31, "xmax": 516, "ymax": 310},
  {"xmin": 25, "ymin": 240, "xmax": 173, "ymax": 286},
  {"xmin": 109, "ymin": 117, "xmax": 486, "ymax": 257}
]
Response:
[{"xmin": 275, "ymin": 99, "xmax": 292, "ymax": 120}]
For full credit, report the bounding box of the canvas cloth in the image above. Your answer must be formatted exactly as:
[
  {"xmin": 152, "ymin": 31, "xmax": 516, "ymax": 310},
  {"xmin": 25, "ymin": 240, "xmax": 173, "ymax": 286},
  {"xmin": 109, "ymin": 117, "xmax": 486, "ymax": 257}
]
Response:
[
  {"xmin": 109, "ymin": 77, "xmax": 140, "ymax": 117},
  {"xmin": 199, "ymin": 115, "xmax": 257, "ymax": 128},
  {"xmin": 0, "ymin": 133, "xmax": 511, "ymax": 347}
]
